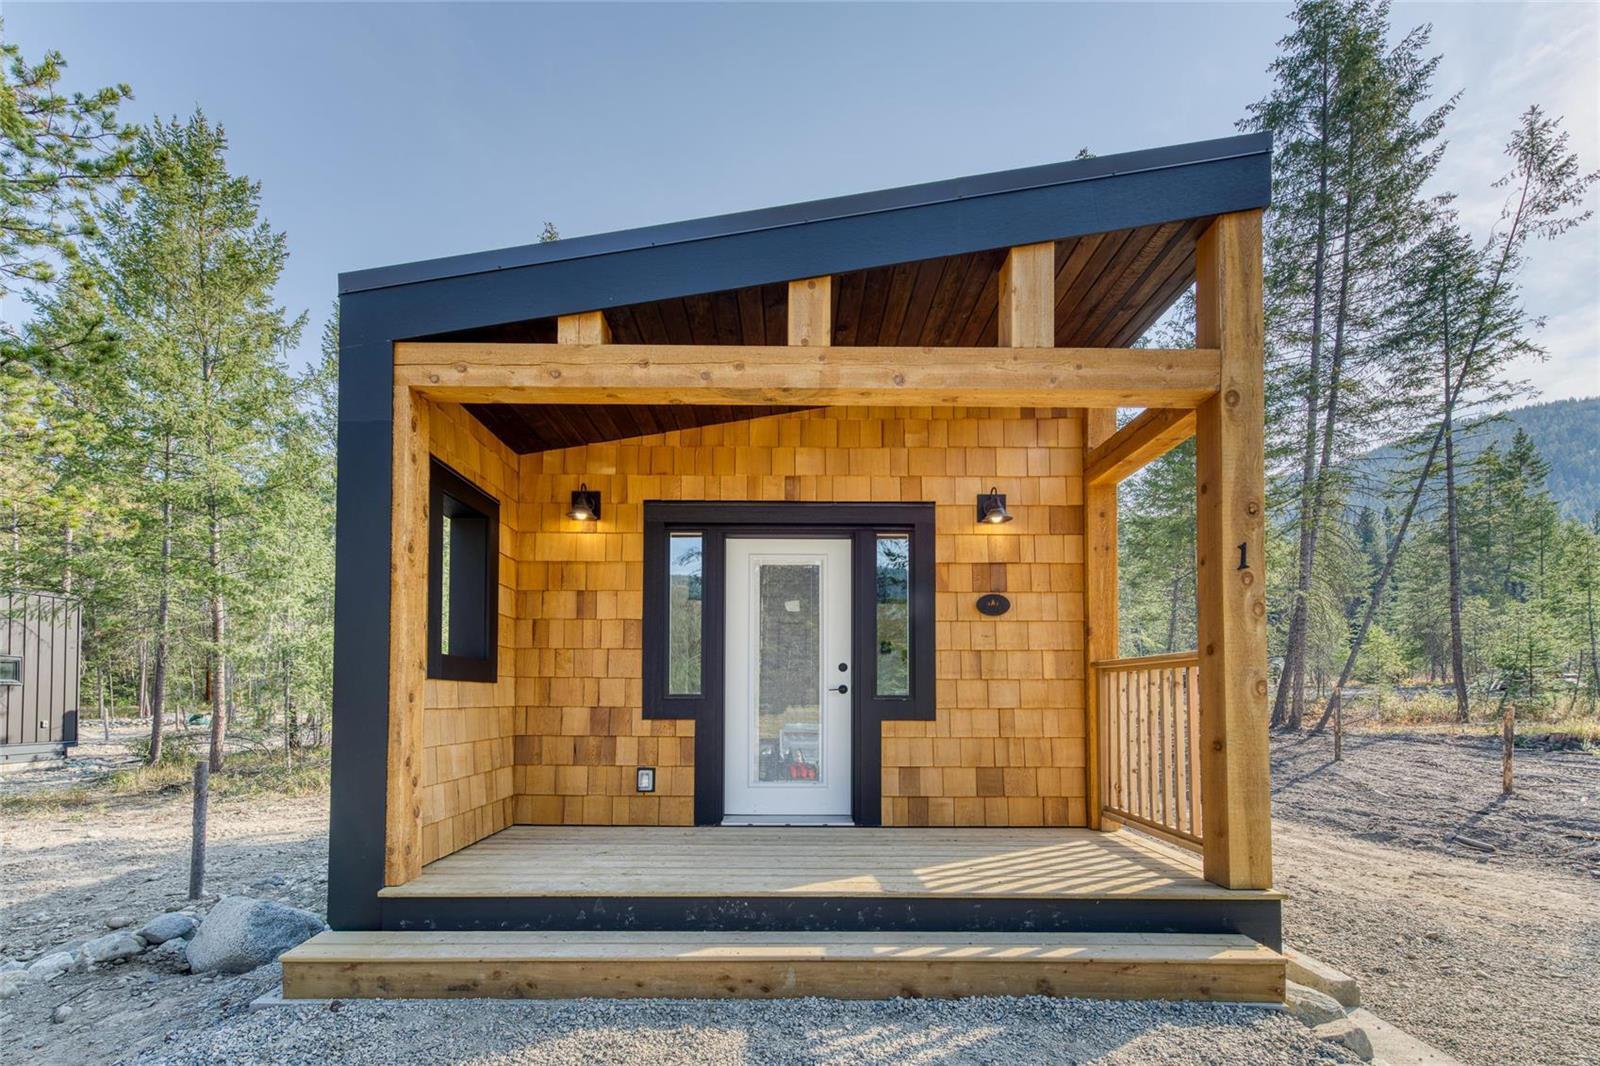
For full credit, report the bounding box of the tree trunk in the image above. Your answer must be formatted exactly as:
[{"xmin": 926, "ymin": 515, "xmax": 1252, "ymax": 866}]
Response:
[
  {"xmin": 1272, "ymin": 70, "xmax": 1335, "ymax": 732},
  {"xmin": 1165, "ymin": 572, "xmax": 1184, "ymax": 653},
  {"xmin": 207, "ymin": 506, "xmax": 228, "ymax": 772},
  {"xmin": 283, "ymin": 646, "xmax": 296, "ymax": 765},
  {"xmin": 1586, "ymin": 584, "xmax": 1599, "ymax": 701},
  {"xmin": 1317, "ymin": 414, "xmax": 1447, "ymax": 731},
  {"xmin": 1441, "ymin": 323, "xmax": 1470, "ymax": 723},
  {"xmin": 63, "ymin": 525, "xmax": 74, "ymax": 596},
  {"xmin": 137, "ymin": 640, "xmax": 149, "ymax": 719},
  {"xmin": 149, "ymin": 437, "xmax": 173, "ymax": 766}
]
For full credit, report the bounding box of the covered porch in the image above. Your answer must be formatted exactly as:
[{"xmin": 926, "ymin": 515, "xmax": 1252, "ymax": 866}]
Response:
[{"xmin": 320, "ymin": 135, "xmax": 1277, "ymax": 1001}]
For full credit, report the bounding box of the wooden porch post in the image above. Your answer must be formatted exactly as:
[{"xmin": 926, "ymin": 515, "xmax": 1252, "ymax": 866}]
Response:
[
  {"xmin": 1084, "ymin": 409, "xmax": 1118, "ymax": 831},
  {"xmin": 1193, "ymin": 210, "xmax": 1272, "ymax": 890},
  {"xmin": 385, "ymin": 384, "xmax": 430, "ymax": 885}
]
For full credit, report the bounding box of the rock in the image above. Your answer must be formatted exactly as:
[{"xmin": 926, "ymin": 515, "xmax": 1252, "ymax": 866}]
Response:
[
  {"xmin": 1283, "ymin": 947, "xmax": 1361, "ymax": 1009},
  {"xmin": 105, "ymin": 915, "xmax": 136, "ymax": 930},
  {"xmin": 148, "ymin": 938, "xmax": 190, "ymax": 971},
  {"xmin": 249, "ymin": 874, "xmax": 287, "ymax": 890},
  {"xmin": 51, "ymin": 1003, "xmax": 73, "ymax": 1024},
  {"xmin": 1285, "ymin": 981, "xmax": 1346, "ymax": 1028},
  {"xmin": 139, "ymin": 913, "xmax": 199, "ymax": 945},
  {"xmin": 0, "ymin": 971, "xmax": 27, "ymax": 999},
  {"xmin": 0, "ymin": 959, "xmax": 24, "ymax": 974},
  {"xmin": 185, "ymin": 896, "xmax": 326, "ymax": 975},
  {"xmin": 1313, "ymin": 1018, "xmax": 1374, "ymax": 1061},
  {"xmin": 77, "ymin": 931, "xmax": 144, "ymax": 965},
  {"xmin": 26, "ymin": 952, "xmax": 75, "ymax": 982}
]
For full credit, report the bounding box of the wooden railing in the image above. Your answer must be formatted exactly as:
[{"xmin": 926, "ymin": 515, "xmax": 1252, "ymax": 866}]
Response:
[{"xmin": 1092, "ymin": 652, "xmax": 1203, "ymax": 849}]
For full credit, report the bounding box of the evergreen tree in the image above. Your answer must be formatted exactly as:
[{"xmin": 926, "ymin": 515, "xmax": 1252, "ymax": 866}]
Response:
[
  {"xmin": 1245, "ymin": 0, "xmax": 1454, "ymax": 728},
  {"xmin": 88, "ymin": 112, "xmax": 303, "ymax": 768},
  {"xmin": 1322, "ymin": 106, "xmax": 1596, "ymax": 726}
]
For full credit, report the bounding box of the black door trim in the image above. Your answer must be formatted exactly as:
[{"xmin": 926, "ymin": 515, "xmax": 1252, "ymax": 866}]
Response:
[{"xmin": 642, "ymin": 501, "xmax": 936, "ymax": 826}]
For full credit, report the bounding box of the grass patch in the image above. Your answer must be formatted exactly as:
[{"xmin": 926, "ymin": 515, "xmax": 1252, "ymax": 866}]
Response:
[
  {"xmin": 1338, "ymin": 686, "xmax": 1599, "ymax": 749},
  {"xmin": 3, "ymin": 741, "xmax": 330, "ymax": 815}
]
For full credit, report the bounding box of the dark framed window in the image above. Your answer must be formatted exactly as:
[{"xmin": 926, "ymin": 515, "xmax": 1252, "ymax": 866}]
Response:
[
  {"xmin": 427, "ymin": 459, "xmax": 500, "ymax": 683},
  {"xmin": 0, "ymin": 655, "xmax": 19, "ymax": 685},
  {"xmin": 642, "ymin": 501, "xmax": 935, "ymax": 826}
]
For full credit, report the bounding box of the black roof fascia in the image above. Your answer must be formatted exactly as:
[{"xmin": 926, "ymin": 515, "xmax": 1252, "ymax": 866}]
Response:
[{"xmin": 338, "ymin": 132, "xmax": 1270, "ymax": 340}]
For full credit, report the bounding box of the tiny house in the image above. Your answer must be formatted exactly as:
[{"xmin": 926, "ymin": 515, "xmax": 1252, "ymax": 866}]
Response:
[
  {"xmin": 1, "ymin": 591, "xmax": 82, "ymax": 762},
  {"xmin": 289, "ymin": 134, "xmax": 1283, "ymax": 1001}
]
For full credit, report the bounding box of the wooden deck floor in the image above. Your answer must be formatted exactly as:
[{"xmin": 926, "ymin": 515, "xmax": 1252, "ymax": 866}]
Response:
[{"xmin": 379, "ymin": 826, "xmax": 1282, "ymax": 900}]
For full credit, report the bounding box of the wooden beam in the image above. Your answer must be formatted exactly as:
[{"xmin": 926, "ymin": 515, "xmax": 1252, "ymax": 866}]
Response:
[
  {"xmin": 393, "ymin": 344, "xmax": 1221, "ymax": 408},
  {"xmin": 1084, "ymin": 408, "xmax": 1118, "ymax": 831},
  {"xmin": 557, "ymin": 311, "xmax": 610, "ymax": 346},
  {"xmin": 788, "ymin": 277, "xmax": 832, "ymax": 347},
  {"xmin": 999, "ymin": 243, "xmax": 1056, "ymax": 348},
  {"xmin": 386, "ymin": 385, "xmax": 430, "ymax": 886},
  {"xmin": 1193, "ymin": 210, "xmax": 1272, "ymax": 891},
  {"xmin": 1085, "ymin": 408, "xmax": 1198, "ymax": 486}
]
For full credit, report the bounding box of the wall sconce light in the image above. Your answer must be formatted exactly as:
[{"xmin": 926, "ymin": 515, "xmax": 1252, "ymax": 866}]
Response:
[
  {"xmin": 567, "ymin": 483, "xmax": 601, "ymax": 522},
  {"xmin": 976, "ymin": 487, "xmax": 1013, "ymax": 525}
]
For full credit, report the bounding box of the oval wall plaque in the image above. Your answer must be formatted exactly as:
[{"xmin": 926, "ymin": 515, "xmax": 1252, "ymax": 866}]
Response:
[{"xmin": 976, "ymin": 593, "xmax": 1011, "ymax": 617}]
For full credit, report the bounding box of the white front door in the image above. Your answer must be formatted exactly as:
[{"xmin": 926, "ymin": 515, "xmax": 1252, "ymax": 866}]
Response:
[{"xmin": 723, "ymin": 537, "xmax": 853, "ymax": 821}]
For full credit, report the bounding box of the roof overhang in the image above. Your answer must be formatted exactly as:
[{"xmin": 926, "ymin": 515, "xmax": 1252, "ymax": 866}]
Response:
[{"xmin": 339, "ymin": 132, "xmax": 1271, "ymax": 343}]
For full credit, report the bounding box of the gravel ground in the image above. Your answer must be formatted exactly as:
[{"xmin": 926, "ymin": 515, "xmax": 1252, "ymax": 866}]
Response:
[
  {"xmin": 4, "ymin": 727, "xmax": 1595, "ymax": 1064},
  {"xmin": 125, "ymin": 995, "xmax": 1356, "ymax": 1066},
  {"xmin": 1274, "ymin": 730, "xmax": 1600, "ymax": 1066}
]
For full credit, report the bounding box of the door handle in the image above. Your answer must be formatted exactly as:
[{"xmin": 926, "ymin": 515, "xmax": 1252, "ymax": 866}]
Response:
[{"xmin": 829, "ymin": 684, "xmax": 849, "ymax": 694}]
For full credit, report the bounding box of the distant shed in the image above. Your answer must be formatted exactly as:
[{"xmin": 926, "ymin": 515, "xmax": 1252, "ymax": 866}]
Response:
[{"xmin": 1, "ymin": 591, "xmax": 82, "ymax": 762}]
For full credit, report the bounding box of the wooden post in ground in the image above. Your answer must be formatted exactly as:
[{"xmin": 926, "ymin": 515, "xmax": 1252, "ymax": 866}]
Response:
[
  {"xmin": 1502, "ymin": 704, "xmax": 1514, "ymax": 795},
  {"xmin": 189, "ymin": 760, "xmax": 209, "ymax": 899},
  {"xmin": 1193, "ymin": 210, "xmax": 1273, "ymax": 891},
  {"xmin": 385, "ymin": 384, "xmax": 430, "ymax": 887}
]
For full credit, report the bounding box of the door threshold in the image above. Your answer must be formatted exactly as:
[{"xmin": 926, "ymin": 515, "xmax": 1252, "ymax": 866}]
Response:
[{"xmin": 721, "ymin": 816, "xmax": 856, "ymax": 827}]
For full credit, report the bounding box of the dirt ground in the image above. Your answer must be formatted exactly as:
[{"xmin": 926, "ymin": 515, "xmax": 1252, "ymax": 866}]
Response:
[
  {"xmin": 0, "ymin": 729, "xmax": 1595, "ymax": 1064},
  {"xmin": 1273, "ymin": 730, "xmax": 1600, "ymax": 1066}
]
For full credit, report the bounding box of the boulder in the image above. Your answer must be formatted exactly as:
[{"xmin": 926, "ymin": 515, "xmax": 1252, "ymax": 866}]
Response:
[
  {"xmin": 1313, "ymin": 1018, "xmax": 1374, "ymax": 1062},
  {"xmin": 139, "ymin": 913, "xmax": 199, "ymax": 945},
  {"xmin": 0, "ymin": 959, "xmax": 23, "ymax": 974},
  {"xmin": 27, "ymin": 952, "xmax": 75, "ymax": 982},
  {"xmin": 148, "ymin": 938, "xmax": 190, "ymax": 971},
  {"xmin": 51, "ymin": 1003, "xmax": 74, "ymax": 1024},
  {"xmin": 105, "ymin": 915, "xmax": 136, "ymax": 930},
  {"xmin": 0, "ymin": 971, "xmax": 27, "ymax": 999},
  {"xmin": 185, "ymin": 896, "xmax": 326, "ymax": 975},
  {"xmin": 1285, "ymin": 980, "xmax": 1347, "ymax": 1028},
  {"xmin": 78, "ymin": 931, "xmax": 144, "ymax": 965}
]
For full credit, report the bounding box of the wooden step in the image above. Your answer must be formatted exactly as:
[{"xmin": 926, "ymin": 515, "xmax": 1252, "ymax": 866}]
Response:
[{"xmin": 280, "ymin": 930, "xmax": 1285, "ymax": 1002}]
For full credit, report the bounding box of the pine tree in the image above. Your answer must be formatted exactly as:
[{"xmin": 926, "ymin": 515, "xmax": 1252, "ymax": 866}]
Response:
[
  {"xmin": 0, "ymin": 24, "xmax": 135, "ymax": 321},
  {"xmin": 1245, "ymin": 0, "xmax": 1454, "ymax": 728},
  {"xmin": 1321, "ymin": 107, "xmax": 1597, "ymax": 727},
  {"xmin": 88, "ymin": 112, "xmax": 303, "ymax": 768}
]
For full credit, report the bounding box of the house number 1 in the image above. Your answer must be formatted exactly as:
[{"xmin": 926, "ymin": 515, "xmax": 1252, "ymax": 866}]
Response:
[{"xmin": 1237, "ymin": 542, "xmax": 1249, "ymax": 570}]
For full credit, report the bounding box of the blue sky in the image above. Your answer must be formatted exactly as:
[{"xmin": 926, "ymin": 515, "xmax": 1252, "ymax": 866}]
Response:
[{"xmin": 7, "ymin": 2, "xmax": 1597, "ymax": 405}]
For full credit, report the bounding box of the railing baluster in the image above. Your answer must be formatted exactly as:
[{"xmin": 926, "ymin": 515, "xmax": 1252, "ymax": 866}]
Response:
[
  {"xmin": 1090, "ymin": 652, "xmax": 1203, "ymax": 848},
  {"xmin": 1171, "ymin": 665, "xmax": 1184, "ymax": 832},
  {"xmin": 1187, "ymin": 663, "xmax": 1202, "ymax": 836}
]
